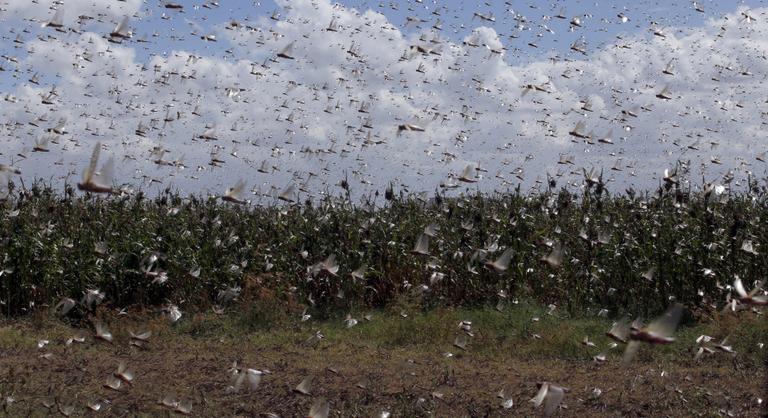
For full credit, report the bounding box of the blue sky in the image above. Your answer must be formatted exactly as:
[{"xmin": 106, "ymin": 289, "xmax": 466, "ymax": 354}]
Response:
[
  {"xmin": 3, "ymin": 0, "xmax": 761, "ymax": 88},
  {"xmin": 175, "ymin": 0, "xmax": 755, "ymax": 42},
  {"xmin": 0, "ymin": 0, "xmax": 767, "ymax": 200}
]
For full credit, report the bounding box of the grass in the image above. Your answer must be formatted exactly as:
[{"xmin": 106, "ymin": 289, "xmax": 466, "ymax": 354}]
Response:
[
  {"xmin": 0, "ymin": 326, "xmax": 36, "ymax": 350},
  {"xmin": 130, "ymin": 301, "xmax": 767, "ymax": 368},
  {"xmin": 3, "ymin": 296, "xmax": 764, "ymax": 374}
]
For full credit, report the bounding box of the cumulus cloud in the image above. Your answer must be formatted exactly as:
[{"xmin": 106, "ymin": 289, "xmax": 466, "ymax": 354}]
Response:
[{"xmin": 0, "ymin": 0, "xmax": 766, "ymax": 200}]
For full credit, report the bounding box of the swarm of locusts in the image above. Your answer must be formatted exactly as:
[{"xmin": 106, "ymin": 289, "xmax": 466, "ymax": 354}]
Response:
[{"xmin": 0, "ymin": 174, "xmax": 765, "ymax": 321}]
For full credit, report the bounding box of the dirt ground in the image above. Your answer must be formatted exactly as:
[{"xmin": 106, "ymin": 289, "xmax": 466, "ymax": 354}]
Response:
[{"xmin": 0, "ymin": 318, "xmax": 765, "ymax": 417}]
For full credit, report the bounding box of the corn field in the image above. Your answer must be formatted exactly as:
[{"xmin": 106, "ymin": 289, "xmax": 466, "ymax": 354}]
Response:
[{"xmin": 1, "ymin": 179, "xmax": 766, "ymax": 319}]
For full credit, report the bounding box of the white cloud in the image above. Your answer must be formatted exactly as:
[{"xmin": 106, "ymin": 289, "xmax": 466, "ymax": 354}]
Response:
[{"xmin": 0, "ymin": 1, "xmax": 766, "ymax": 200}]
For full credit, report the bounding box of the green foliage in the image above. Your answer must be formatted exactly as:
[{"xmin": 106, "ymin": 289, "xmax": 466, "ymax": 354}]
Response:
[{"xmin": 0, "ymin": 181, "xmax": 765, "ymax": 319}]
